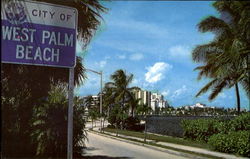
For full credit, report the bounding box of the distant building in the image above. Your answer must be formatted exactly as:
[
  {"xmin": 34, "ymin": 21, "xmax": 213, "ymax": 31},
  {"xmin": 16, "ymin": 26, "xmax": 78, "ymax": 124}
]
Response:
[
  {"xmin": 133, "ymin": 89, "xmax": 151, "ymax": 106},
  {"xmin": 91, "ymin": 95, "xmax": 100, "ymax": 106},
  {"xmin": 183, "ymin": 103, "xmax": 216, "ymax": 110},
  {"xmin": 83, "ymin": 95, "xmax": 100, "ymax": 108},
  {"xmin": 132, "ymin": 88, "xmax": 168, "ymax": 112},
  {"xmin": 151, "ymin": 92, "xmax": 167, "ymax": 111}
]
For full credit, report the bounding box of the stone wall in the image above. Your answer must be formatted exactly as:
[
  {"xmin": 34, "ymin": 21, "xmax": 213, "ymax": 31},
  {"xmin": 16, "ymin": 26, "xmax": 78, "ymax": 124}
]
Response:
[{"xmin": 145, "ymin": 116, "xmax": 234, "ymax": 137}]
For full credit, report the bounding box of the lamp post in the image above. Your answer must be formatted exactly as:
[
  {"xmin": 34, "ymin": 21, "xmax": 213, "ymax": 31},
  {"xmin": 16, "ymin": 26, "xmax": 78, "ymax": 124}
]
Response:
[{"xmin": 85, "ymin": 68, "xmax": 103, "ymax": 130}]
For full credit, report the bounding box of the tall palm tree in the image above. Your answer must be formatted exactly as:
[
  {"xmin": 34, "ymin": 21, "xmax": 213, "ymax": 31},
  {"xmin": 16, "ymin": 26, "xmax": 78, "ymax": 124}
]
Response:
[
  {"xmin": 129, "ymin": 97, "xmax": 142, "ymax": 117},
  {"xmin": 102, "ymin": 83, "xmax": 116, "ymax": 118},
  {"xmin": 105, "ymin": 69, "xmax": 135, "ymax": 129},
  {"xmin": 109, "ymin": 69, "xmax": 134, "ymax": 110},
  {"xmin": 192, "ymin": 1, "xmax": 250, "ymax": 114}
]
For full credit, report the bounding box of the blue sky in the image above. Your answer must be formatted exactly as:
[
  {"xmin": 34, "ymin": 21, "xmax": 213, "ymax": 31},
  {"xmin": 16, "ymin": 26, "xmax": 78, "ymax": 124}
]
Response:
[{"xmin": 75, "ymin": 1, "xmax": 249, "ymax": 110}]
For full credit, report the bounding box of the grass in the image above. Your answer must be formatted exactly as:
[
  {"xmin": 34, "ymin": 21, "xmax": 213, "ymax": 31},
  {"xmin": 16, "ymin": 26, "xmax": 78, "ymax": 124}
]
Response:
[
  {"xmin": 92, "ymin": 129, "xmax": 222, "ymax": 159},
  {"xmin": 103, "ymin": 128, "xmax": 211, "ymax": 150}
]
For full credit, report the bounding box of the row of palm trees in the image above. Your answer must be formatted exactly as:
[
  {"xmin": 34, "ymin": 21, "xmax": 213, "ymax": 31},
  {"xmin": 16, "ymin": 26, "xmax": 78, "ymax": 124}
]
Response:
[
  {"xmin": 192, "ymin": 1, "xmax": 250, "ymax": 113},
  {"xmin": 83, "ymin": 69, "xmax": 153, "ymax": 129}
]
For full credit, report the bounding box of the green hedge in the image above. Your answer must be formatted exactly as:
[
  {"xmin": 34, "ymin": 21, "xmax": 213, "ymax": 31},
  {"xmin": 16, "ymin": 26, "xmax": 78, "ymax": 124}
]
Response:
[
  {"xmin": 229, "ymin": 113, "xmax": 250, "ymax": 132},
  {"xmin": 208, "ymin": 131, "xmax": 250, "ymax": 157},
  {"xmin": 181, "ymin": 113, "xmax": 250, "ymax": 157},
  {"xmin": 181, "ymin": 118, "xmax": 220, "ymax": 142}
]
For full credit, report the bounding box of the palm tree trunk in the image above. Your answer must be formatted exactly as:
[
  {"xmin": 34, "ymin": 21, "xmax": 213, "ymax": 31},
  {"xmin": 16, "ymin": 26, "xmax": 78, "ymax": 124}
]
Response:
[{"xmin": 235, "ymin": 83, "xmax": 241, "ymax": 115}]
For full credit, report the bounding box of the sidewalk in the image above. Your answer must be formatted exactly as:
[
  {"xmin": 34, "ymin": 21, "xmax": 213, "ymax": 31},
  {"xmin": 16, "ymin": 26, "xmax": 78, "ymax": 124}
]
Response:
[{"xmin": 90, "ymin": 127, "xmax": 247, "ymax": 159}]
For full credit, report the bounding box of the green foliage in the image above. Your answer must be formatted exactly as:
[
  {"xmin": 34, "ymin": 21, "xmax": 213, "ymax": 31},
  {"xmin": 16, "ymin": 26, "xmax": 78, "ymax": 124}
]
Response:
[
  {"xmin": 136, "ymin": 104, "xmax": 152, "ymax": 116},
  {"xmin": 124, "ymin": 116, "xmax": 143, "ymax": 131},
  {"xmin": 208, "ymin": 131, "xmax": 250, "ymax": 157},
  {"xmin": 31, "ymin": 84, "xmax": 86, "ymax": 157},
  {"xmin": 181, "ymin": 118, "xmax": 220, "ymax": 142},
  {"xmin": 181, "ymin": 113, "xmax": 250, "ymax": 156},
  {"xmin": 229, "ymin": 113, "xmax": 250, "ymax": 132},
  {"xmin": 108, "ymin": 104, "xmax": 128, "ymax": 128}
]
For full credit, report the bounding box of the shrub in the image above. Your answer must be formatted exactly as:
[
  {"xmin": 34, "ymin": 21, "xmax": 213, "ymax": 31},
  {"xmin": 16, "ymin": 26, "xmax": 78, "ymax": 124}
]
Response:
[
  {"xmin": 31, "ymin": 85, "xmax": 86, "ymax": 158},
  {"xmin": 229, "ymin": 113, "xmax": 250, "ymax": 132},
  {"xmin": 124, "ymin": 116, "xmax": 144, "ymax": 131},
  {"xmin": 181, "ymin": 118, "xmax": 220, "ymax": 142},
  {"xmin": 208, "ymin": 131, "xmax": 250, "ymax": 157},
  {"xmin": 124, "ymin": 116, "xmax": 140, "ymax": 129},
  {"xmin": 107, "ymin": 124, "xmax": 115, "ymax": 128}
]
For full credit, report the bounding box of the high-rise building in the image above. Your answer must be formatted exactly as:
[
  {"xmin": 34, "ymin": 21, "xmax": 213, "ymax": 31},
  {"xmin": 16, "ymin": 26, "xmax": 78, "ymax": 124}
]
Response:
[{"xmin": 132, "ymin": 88, "xmax": 168, "ymax": 112}]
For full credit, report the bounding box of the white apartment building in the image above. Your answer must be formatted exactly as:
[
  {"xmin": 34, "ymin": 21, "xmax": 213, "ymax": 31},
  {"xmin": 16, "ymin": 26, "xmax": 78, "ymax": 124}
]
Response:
[
  {"xmin": 132, "ymin": 89, "xmax": 168, "ymax": 112},
  {"xmin": 151, "ymin": 92, "xmax": 167, "ymax": 111}
]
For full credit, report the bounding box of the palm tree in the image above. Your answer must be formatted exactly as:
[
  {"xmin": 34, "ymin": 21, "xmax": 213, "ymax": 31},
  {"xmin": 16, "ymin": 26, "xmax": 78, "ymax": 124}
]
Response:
[
  {"xmin": 137, "ymin": 104, "xmax": 152, "ymax": 117},
  {"xmin": 105, "ymin": 69, "xmax": 135, "ymax": 129},
  {"xmin": 192, "ymin": 1, "xmax": 250, "ymax": 114},
  {"xmin": 31, "ymin": 84, "xmax": 87, "ymax": 157},
  {"xmin": 129, "ymin": 97, "xmax": 142, "ymax": 117},
  {"xmin": 111, "ymin": 69, "xmax": 134, "ymax": 105}
]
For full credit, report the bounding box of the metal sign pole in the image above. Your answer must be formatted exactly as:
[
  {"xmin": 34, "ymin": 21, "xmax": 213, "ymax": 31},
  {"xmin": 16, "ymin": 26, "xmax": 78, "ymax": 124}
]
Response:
[
  {"xmin": 100, "ymin": 71, "xmax": 103, "ymax": 132},
  {"xmin": 67, "ymin": 68, "xmax": 74, "ymax": 159}
]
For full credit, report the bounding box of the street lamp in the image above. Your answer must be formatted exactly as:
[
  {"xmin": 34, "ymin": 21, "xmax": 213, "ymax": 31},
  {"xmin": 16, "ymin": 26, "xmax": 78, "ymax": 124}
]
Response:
[{"xmin": 85, "ymin": 68, "xmax": 103, "ymax": 130}]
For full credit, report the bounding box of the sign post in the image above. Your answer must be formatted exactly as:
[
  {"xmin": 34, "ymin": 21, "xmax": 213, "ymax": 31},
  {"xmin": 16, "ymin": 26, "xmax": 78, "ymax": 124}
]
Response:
[
  {"xmin": 68, "ymin": 68, "xmax": 74, "ymax": 159},
  {"xmin": 1, "ymin": 1, "xmax": 78, "ymax": 159}
]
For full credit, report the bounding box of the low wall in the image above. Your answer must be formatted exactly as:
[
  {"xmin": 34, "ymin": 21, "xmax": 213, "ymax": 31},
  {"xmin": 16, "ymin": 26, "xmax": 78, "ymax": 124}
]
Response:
[{"xmin": 145, "ymin": 116, "xmax": 234, "ymax": 137}]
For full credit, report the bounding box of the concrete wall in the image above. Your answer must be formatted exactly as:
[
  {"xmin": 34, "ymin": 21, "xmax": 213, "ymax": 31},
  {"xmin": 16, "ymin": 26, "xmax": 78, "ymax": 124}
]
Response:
[{"xmin": 145, "ymin": 116, "xmax": 234, "ymax": 137}]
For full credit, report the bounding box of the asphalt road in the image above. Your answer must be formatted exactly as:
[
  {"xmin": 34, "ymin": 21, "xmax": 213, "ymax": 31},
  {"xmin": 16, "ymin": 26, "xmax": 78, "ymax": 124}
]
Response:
[{"xmin": 82, "ymin": 131, "xmax": 189, "ymax": 159}]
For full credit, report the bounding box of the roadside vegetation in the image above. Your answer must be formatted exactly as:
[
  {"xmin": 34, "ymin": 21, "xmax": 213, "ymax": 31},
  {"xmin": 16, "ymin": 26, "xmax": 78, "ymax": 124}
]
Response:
[
  {"xmin": 181, "ymin": 113, "xmax": 250, "ymax": 157},
  {"xmin": 102, "ymin": 128, "xmax": 210, "ymax": 149}
]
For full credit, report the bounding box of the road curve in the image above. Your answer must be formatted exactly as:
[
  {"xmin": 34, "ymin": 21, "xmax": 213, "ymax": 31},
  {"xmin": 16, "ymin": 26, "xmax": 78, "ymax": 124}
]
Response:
[{"xmin": 82, "ymin": 131, "xmax": 190, "ymax": 159}]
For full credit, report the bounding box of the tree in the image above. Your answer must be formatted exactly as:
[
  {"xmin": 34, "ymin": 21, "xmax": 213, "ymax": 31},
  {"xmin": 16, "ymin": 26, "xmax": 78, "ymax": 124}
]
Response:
[
  {"xmin": 129, "ymin": 97, "xmax": 142, "ymax": 117},
  {"xmin": 137, "ymin": 104, "xmax": 152, "ymax": 117},
  {"xmin": 106, "ymin": 69, "xmax": 135, "ymax": 129},
  {"xmin": 31, "ymin": 84, "xmax": 87, "ymax": 158},
  {"xmin": 192, "ymin": 1, "xmax": 250, "ymax": 114}
]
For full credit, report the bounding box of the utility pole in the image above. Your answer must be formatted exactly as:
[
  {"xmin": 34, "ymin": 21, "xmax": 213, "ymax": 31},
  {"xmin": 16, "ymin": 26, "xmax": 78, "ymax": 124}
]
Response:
[
  {"xmin": 100, "ymin": 71, "xmax": 103, "ymax": 115},
  {"xmin": 85, "ymin": 69, "xmax": 103, "ymax": 131}
]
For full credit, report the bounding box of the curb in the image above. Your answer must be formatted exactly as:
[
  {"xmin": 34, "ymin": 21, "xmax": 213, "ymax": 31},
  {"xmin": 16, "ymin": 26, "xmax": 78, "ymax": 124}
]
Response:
[
  {"xmin": 88, "ymin": 130, "xmax": 211, "ymax": 159},
  {"xmin": 88, "ymin": 130, "xmax": 248, "ymax": 159}
]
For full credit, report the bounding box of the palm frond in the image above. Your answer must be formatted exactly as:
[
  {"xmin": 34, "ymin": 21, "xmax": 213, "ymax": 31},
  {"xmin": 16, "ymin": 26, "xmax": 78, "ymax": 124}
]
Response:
[
  {"xmin": 209, "ymin": 80, "xmax": 228, "ymax": 100},
  {"xmin": 192, "ymin": 42, "xmax": 221, "ymax": 63},
  {"xmin": 198, "ymin": 16, "xmax": 231, "ymax": 35},
  {"xmin": 196, "ymin": 79, "xmax": 218, "ymax": 97}
]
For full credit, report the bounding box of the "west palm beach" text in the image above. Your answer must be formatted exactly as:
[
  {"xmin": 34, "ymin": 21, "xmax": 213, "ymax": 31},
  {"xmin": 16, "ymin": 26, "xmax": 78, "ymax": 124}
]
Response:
[{"xmin": 2, "ymin": 26, "xmax": 74, "ymax": 63}]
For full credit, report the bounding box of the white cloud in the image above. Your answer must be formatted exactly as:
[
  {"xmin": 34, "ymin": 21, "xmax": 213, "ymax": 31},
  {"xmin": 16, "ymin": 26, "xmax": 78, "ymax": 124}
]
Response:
[
  {"xmin": 171, "ymin": 85, "xmax": 187, "ymax": 99},
  {"xmin": 218, "ymin": 93, "xmax": 226, "ymax": 99},
  {"xmin": 130, "ymin": 53, "xmax": 144, "ymax": 61},
  {"xmin": 162, "ymin": 90, "xmax": 170, "ymax": 97},
  {"xmin": 117, "ymin": 54, "xmax": 126, "ymax": 59},
  {"xmin": 145, "ymin": 62, "xmax": 172, "ymax": 83},
  {"xmin": 95, "ymin": 60, "xmax": 107, "ymax": 68},
  {"xmin": 100, "ymin": 61, "xmax": 107, "ymax": 68},
  {"xmin": 169, "ymin": 45, "xmax": 190, "ymax": 58}
]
